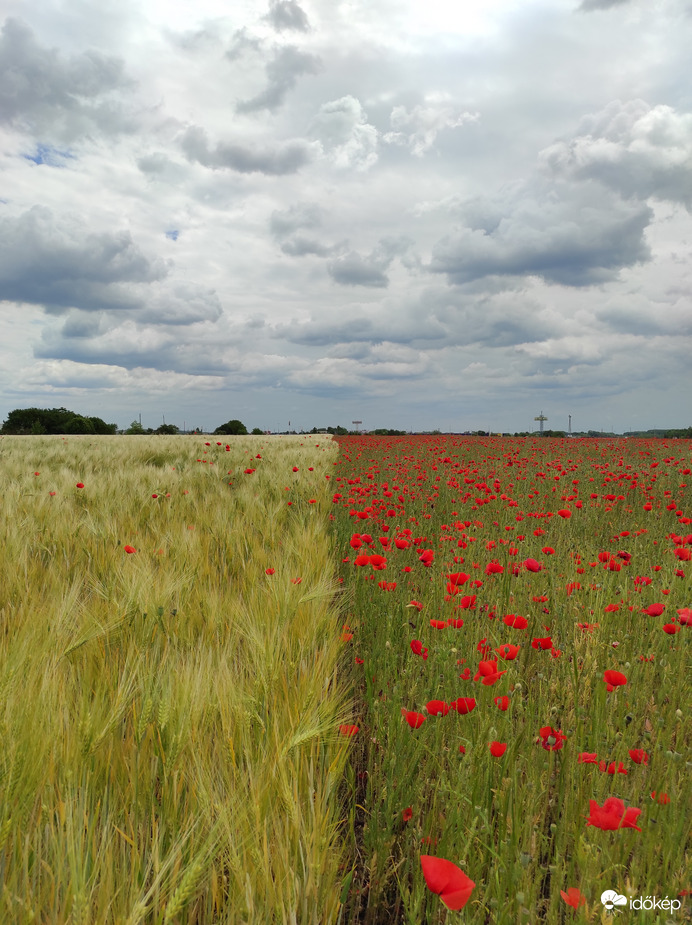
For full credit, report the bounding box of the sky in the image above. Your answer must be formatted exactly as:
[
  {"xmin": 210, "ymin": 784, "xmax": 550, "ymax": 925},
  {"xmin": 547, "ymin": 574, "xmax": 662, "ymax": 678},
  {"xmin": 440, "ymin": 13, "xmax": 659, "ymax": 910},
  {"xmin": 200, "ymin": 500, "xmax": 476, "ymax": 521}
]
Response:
[{"xmin": 1, "ymin": 0, "xmax": 691, "ymax": 434}]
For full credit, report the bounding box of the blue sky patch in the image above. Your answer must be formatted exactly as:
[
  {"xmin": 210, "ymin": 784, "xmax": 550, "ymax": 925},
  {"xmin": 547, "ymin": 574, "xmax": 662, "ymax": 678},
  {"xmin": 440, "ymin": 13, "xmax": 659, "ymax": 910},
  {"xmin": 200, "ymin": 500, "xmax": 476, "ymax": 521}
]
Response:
[{"xmin": 22, "ymin": 144, "xmax": 74, "ymax": 167}]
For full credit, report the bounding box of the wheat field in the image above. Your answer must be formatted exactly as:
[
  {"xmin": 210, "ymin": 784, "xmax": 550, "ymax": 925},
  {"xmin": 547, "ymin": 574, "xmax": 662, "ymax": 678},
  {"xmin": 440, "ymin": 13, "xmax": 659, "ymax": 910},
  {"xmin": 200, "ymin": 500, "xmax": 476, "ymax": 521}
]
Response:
[{"xmin": 0, "ymin": 434, "xmax": 351, "ymax": 924}]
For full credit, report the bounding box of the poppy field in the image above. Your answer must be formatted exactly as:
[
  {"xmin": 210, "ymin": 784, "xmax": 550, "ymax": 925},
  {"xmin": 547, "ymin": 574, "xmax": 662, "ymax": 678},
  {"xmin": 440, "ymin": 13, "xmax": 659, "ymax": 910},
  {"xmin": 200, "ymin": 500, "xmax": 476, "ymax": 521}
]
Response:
[
  {"xmin": 0, "ymin": 432, "xmax": 689, "ymax": 924},
  {"xmin": 332, "ymin": 435, "xmax": 690, "ymax": 924}
]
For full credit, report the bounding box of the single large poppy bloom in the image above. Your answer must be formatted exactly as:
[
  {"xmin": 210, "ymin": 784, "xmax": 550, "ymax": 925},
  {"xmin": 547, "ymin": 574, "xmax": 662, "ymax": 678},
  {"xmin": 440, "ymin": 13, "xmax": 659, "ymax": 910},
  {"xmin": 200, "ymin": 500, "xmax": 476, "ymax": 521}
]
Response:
[
  {"xmin": 603, "ymin": 669, "xmax": 627, "ymax": 689},
  {"xmin": 473, "ymin": 659, "xmax": 507, "ymax": 685},
  {"xmin": 450, "ymin": 697, "xmax": 476, "ymax": 715},
  {"xmin": 495, "ymin": 643, "xmax": 520, "ymax": 660},
  {"xmin": 503, "ymin": 614, "xmax": 528, "ymax": 629},
  {"xmin": 538, "ymin": 725, "xmax": 566, "ymax": 751},
  {"xmin": 410, "ymin": 639, "xmax": 429, "ymax": 660},
  {"xmin": 586, "ymin": 796, "xmax": 641, "ymax": 831},
  {"xmin": 402, "ymin": 710, "xmax": 426, "ymax": 729},
  {"xmin": 420, "ymin": 856, "xmax": 475, "ymax": 911},
  {"xmin": 426, "ymin": 699, "xmax": 450, "ymax": 716},
  {"xmin": 560, "ymin": 888, "xmax": 586, "ymax": 909}
]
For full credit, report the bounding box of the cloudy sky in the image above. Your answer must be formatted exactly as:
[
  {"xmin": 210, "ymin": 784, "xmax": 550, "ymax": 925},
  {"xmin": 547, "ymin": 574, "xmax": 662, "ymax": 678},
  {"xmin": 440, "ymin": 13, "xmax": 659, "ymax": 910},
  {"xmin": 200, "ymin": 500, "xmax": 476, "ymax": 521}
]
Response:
[{"xmin": 1, "ymin": 0, "xmax": 691, "ymax": 433}]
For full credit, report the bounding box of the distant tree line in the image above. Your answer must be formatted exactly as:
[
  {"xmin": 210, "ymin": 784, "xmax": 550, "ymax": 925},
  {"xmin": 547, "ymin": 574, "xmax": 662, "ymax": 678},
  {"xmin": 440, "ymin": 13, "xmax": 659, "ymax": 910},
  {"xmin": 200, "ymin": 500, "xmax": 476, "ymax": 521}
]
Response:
[
  {"xmin": 3, "ymin": 407, "xmax": 689, "ymax": 439},
  {"xmin": 1, "ymin": 407, "xmax": 117, "ymax": 435}
]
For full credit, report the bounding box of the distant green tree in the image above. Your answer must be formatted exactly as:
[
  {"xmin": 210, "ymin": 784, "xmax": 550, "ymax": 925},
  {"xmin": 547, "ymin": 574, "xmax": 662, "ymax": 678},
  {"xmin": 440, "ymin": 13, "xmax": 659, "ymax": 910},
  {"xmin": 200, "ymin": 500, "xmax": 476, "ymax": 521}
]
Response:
[
  {"xmin": 155, "ymin": 424, "xmax": 180, "ymax": 434},
  {"xmin": 126, "ymin": 420, "xmax": 146, "ymax": 435},
  {"xmin": 63, "ymin": 416, "xmax": 95, "ymax": 434},
  {"xmin": 251, "ymin": 427, "xmax": 264, "ymax": 435},
  {"xmin": 2, "ymin": 407, "xmax": 116, "ymax": 435},
  {"xmin": 214, "ymin": 419, "xmax": 248, "ymax": 436}
]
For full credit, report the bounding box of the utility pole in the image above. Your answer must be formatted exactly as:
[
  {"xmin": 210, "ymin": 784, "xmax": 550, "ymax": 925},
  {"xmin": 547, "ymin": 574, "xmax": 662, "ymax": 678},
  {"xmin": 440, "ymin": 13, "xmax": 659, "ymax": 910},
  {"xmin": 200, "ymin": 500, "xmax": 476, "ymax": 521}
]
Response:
[{"xmin": 534, "ymin": 411, "xmax": 548, "ymax": 436}]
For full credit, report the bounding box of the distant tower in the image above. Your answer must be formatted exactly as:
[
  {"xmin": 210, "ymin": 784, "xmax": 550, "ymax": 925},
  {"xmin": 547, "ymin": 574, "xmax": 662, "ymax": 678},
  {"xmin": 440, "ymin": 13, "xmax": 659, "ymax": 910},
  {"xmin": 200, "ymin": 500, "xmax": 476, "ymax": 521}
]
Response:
[
  {"xmin": 568, "ymin": 414, "xmax": 572, "ymax": 435},
  {"xmin": 352, "ymin": 420, "xmax": 362, "ymax": 433},
  {"xmin": 534, "ymin": 411, "xmax": 548, "ymax": 436}
]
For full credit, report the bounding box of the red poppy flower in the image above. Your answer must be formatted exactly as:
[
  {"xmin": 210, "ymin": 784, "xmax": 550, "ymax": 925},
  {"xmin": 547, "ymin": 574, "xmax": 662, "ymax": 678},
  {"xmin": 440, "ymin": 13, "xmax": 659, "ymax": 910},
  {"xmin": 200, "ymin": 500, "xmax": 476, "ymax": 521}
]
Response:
[
  {"xmin": 642, "ymin": 603, "xmax": 665, "ymax": 616},
  {"xmin": 485, "ymin": 561, "xmax": 504, "ymax": 575},
  {"xmin": 532, "ymin": 636, "xmax": 553, "ymax": 650},
  {"xmin": 408, "ymin": 600, "xmax": 424, "ymax": 611},
  {"xmin": 446, "ymin": 571, "xmax": 469, "ymax": 586},
  {"xmin": 402, "ymin": 807, "xmax": 413, "ymax": 822},
  {"xmin": 603, "ymin": 669, "xmax": 627, "ymax": 689},
  {"xmin": 542, "ymin": 546, "xmax": 555, "ymax": 555},
  {"xmin": 410, "ymin": 639, "xmax": 428, "ymax": 660},
  {"xmin": 663, "ymin": 623, "xmax": 681, "ymax": 635},
  {"xmin": 651, "ymin": 791, "xmax": 670, "ymax": 804},
  {"xmin": 677, "ymin": 607, "xmax": 692, "ymax": 626},
  {"xmin": 604, "ymin": 761, "xmax": 628, "ymax": 775},
  {"xmin": 503, "ymin": 614, "xmax": 528, "ymax": 629},
  {"xmin": 538, "ymin": 726, "xmax": 566, "ymax": 751},
  {"xmin": 76, "ymin": 482, "xmax": 84, "ymax": 488},
  {"xmin": 557, "ymin": 509, "xmax": 571, "ymax": 519},
  {"xmin": 578, "ymin": 752, "xmax": 598, "ymax": 764},
  {"xmin": 339, "ymin": 724, "xmax": 359, "ymax": 736},
  {"xmin": 560, "ymin": 888, "xmax": 586, "ymax": 909},
  {"xmin": 447, "ymin": 617, "xmax": 465, "ymax": 628},
  {"xmin": 495, "ymin": 643, "xmax": 520, "ymax": 660},
  {"xmin": 402, "ymin": 710, "xmax": 426, "ymax": 729},
  {"xmin": 450, "ymin": 697, "xmax": 476, "ymax": 715},
  {"xmin": 586, "ymin": 797, "xmax": 641, "ymax": 831},
  {"xmin": 354, "ymin": 554, "xmax": 370, "ymax": 567},
  {"xmin": 430, "ymin": 619, "xmax": 447, "ymax": 629},
  {"xmin": 457, "ymin": 594, "xmax": 477, "ymax": 609},
  {"xmin": 420, "ymin": 855, "xmax": 475, "ymax": 911},
  {"xmin": 628, "ymin": 749, "xmax": 649, "ymax": 765},
  {"xmin": 494, "ymin": 695, "xmax": 510, "ymax": 711},
  {"xmin": 604, "ymin": 604, "xmax": 620, "ymax": 612},
  {"xmin": 524, "ymin": 557, "xmax": 543, "ymax": 572},
  {"xmin": 124, "ymin": 545, "xmax": 136, "ymax": 554},
  {"xmin": 265, "ymin": 568, "xmax": 275, "ymax": 575},
  {"xmin": 489, "ymin": 741, "xmax": 507, "ymax": 757},
  {"xmin": 473, "ymin": 659, "xmax": 507, "ymax": 685},
  {"xmin": 426, "ymin": 700, "xmax": 450, "ymax": 716}
]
